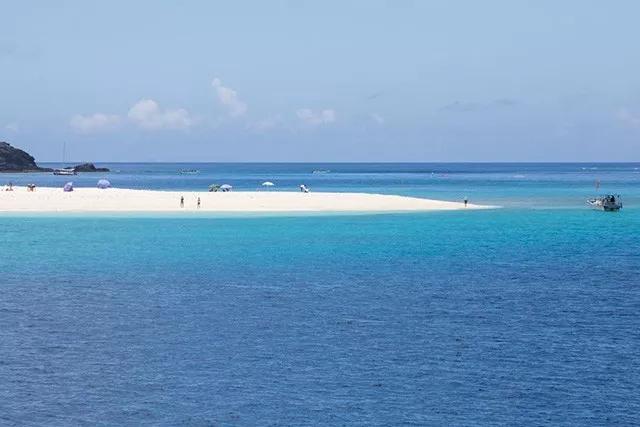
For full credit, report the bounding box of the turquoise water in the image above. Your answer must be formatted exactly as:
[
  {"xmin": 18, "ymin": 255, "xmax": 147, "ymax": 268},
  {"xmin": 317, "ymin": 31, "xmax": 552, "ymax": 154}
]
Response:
[
  {"xmin": 1, "ymin": 164, "xmax": 639, "ymax": 425},
  {"xmin": 4, "ymin": 162, "xmax": 640, "ymax": 208}
]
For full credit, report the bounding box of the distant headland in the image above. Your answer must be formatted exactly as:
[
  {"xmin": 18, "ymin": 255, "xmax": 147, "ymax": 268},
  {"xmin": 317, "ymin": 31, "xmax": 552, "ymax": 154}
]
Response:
[
  {"xmin": 0, "ymin": 141, "xmax": 108, "ymax": 173},
  {"xmin": 0, "ymin": 141, "xmax": 51, "ymax": 172}
]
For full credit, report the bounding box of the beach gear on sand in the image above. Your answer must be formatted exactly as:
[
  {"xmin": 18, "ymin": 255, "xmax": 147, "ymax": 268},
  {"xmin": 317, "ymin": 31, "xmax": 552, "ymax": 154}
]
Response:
[
  {"xmin": 63, "ymin": 182, "xmax": 74, "ymax": 192},
  {"xmin": 220, "ymin": 184, "xmax": 232, "ymax": 192},
  {"xmin": 97, "ymin": 179, "xmax": 111, "ymax": 189},
  {"xmin": 261, "ymin": 181, "xmax": 275, "ymax": 187}
]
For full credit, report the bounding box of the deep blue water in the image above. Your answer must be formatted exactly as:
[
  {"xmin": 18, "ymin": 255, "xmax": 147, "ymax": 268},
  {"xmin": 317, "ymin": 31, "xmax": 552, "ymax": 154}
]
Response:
[{"xmin": 1, "ymin": 163, "xmax": 639, "ymax": 425}]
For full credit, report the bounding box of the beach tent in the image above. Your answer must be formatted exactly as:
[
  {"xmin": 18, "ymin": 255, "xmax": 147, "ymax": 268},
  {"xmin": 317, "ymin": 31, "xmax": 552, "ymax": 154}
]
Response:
[
  {"xmin": 97, "ymin": 179, "xmax": 111, "ymax": 189},
  {"xmin": 63, "ymin": 182, "xmax": 74, "ymax": 192},
  {"xmin": 220, "ymin": 184, "xmax": 232, "ymax": 192},
  {"xmin": 261, "ymin": 181, "xmax": 275, "ymax": 187}
]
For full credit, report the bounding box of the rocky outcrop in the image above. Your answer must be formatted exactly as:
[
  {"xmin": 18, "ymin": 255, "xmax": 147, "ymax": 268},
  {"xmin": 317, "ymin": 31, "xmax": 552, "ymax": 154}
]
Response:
[
  {"xmin": 72, "ymin": 163, "xmax": 110, "ymax": 172},
  {"xmin": 0, "ymin": 142, "xmax": 52, "ymax": 172},
  {"xmin": 0, "ymin": 142, "xmax": 109, "ymax": 173}
]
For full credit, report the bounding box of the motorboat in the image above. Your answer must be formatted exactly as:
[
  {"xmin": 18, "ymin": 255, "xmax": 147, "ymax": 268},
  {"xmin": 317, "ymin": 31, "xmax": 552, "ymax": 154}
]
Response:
[
  {"xmin": 180, "ymin": 169, "xmax": 200, "ymax": 175},
  {"xmin": 587, "ymin": 194, "xmax": 622, "ymax": 211}
]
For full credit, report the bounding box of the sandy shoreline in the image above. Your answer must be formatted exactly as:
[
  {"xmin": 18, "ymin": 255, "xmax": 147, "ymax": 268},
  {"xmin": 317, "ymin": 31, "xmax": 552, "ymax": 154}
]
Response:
[{"xmin": 0, "ymin": 187, "xmax": 493, "ymax": 213}]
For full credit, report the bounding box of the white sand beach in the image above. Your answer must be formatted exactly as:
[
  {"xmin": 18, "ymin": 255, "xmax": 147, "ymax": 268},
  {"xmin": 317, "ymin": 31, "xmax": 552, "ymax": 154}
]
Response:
[{"xmin": 0, "ymin": 187, "xmax": 492, "ymax": 213}]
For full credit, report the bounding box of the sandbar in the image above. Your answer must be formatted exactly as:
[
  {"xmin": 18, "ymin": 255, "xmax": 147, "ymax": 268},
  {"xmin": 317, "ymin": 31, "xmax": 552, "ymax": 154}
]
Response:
[{"xmin": 0, "ymin": 187, "xmax": 494, "ymax": 213}]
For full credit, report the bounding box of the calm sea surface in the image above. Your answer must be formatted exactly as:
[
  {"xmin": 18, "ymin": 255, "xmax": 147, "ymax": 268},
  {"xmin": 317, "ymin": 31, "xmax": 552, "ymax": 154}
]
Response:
[{"xmin": 1, "ymin": 163, "xmax": 639, "ymax": 425}]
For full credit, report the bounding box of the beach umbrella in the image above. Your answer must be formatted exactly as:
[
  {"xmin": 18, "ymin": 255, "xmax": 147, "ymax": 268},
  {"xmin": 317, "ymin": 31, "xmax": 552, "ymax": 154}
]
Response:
[
  {"xmin": 261, "ymin": 181, "xmax": 275, "ymax": 187},
  {"xmin": 97, "ymin": 179, "xmax": 111, "ymax": 189},
  {"xmin": 220, "ymin": 184, "xmax": 232, "ymax": 192},
  {"xmin": 63, "ymin": 182, "xmax": 74, "ymax": 192},
  {"xmin": 208, "ymin": 184, "xmax": 221, "ymax": 192}
]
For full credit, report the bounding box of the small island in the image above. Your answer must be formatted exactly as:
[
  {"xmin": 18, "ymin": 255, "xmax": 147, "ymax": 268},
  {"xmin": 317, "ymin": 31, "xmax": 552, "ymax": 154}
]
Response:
[
  {"xmin": 0, "ymin": 141, "xmax": 109, "ymax": 173},
  {"xmin": 72, "ymin": 163, "xmax": 110, "ymax": 173}
]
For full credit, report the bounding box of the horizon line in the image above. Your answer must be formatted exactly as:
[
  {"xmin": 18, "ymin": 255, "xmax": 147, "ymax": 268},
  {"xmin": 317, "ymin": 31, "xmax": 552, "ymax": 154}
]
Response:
[{"xmin": 36, "ymin": 160, "xmax": 640, "ymax": 164}]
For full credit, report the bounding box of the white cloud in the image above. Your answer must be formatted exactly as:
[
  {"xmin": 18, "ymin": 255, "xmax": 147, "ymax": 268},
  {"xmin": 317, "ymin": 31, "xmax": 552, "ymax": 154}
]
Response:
[
  {"xmin": 128, "ymin": 99, "xmax": 194, "ymax": 130},
  {"xmin": 70, "ymin": 113, "xmax": 121, "ymax": 133},
  {"xmin": 296, "ymin": 108, "xmax": 336, "ymax": 126},
  {"xmin": 250, "ymin": 115, "xmax": 283, "ymax": 132},
  {"xmin": 617, "ymin": 108, "xmax": 640, "ymax": 127},
  {"xmin": 212, "ymin": 78, "xmax": 247, "ymax": 117},
  {"xmin": 370, "ymin": 113, "xmax": 385, "ymax": 125},
  {"xmin": 4, "ymin": 123, "xmax": 19, "ymax": 132}
]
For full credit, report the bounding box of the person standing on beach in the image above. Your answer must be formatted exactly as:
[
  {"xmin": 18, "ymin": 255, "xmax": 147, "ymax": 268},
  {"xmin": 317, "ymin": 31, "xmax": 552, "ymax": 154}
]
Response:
[
  {"xmin": 180, "ymin": 196, "xmax": 184, "ymax": 208},
  {"xmin": 197, "ymin": 197, "xmax": 201, "ymax": 209},
  {"xmin": 464, "ymin": 196, "xmax": 468, "ymax": 207}
]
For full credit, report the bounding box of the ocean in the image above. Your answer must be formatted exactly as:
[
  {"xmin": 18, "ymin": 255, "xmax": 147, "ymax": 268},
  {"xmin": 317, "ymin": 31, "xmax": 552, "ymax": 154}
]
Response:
[{"xmin": 1, "ymin": 163, "xmax": 639, "ymax": 425}]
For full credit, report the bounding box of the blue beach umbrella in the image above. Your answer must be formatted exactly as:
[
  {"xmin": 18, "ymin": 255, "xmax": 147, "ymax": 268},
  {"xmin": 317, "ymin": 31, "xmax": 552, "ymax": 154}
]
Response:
[
  {"xmin": 97, "ymin": 179, "xmax": 111, "ymax": 189},
  {"xmin": 63, "ymin": 182, "xmax": 74, "ymax": 192}
]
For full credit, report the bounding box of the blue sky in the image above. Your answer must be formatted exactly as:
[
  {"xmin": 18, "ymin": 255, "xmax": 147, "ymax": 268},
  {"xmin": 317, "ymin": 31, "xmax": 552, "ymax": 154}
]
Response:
[{"xmin": 1, "ymin": 0, "xmax": 639, "ymax": 162}]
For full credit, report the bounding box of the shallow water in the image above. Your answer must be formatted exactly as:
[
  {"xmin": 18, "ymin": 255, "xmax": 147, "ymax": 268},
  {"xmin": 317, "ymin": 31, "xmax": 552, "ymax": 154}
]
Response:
[
  {"xmin": 1, "ymin": 164, "xmax": 639, "ymax": 425},
  {"xmin": 3, "ymin": 162, "xmax": 640, "ymax": 208}
]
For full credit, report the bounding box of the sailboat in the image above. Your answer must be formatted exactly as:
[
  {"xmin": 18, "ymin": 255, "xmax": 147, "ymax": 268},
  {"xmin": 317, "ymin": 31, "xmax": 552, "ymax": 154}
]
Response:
[
  {"xmin": 53, "ymin": 168, "xmax": 76, "ymax": 176},
  {"xmin": 53, "ymin": 142, "xmax": 77, "ymax": 175}
]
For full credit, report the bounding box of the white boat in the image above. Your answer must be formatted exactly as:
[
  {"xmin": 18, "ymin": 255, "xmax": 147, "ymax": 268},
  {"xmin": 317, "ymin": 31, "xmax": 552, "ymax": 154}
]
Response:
[
  {"xmin": 53, "ymin": 168, "xmax": 76, "ymax": 176},
  {"xmin": 53, "ymin": 142, "xmax": 76, "ymax": 175},
  {"xmin": 587, "ymin": 194, "xmax": 622, "ymax": 211},
  {"xmin": 180, "ymin": 169, "xmax": 200, "ymax": 175}
]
